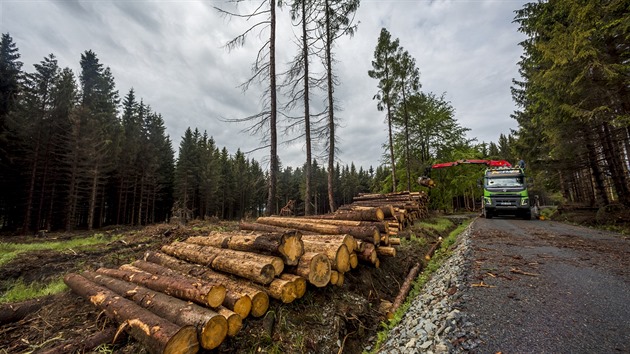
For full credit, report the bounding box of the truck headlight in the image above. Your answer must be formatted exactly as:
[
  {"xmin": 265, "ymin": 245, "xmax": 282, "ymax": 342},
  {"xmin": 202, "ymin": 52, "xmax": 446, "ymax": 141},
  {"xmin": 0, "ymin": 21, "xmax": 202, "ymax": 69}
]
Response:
[
  {"xmin": 484, "ymin": 197, "xmax": 492, "ymax": 205},
  {"xmin": 521, "ymin": 198, "xmax": 529, "ymax": 206}
]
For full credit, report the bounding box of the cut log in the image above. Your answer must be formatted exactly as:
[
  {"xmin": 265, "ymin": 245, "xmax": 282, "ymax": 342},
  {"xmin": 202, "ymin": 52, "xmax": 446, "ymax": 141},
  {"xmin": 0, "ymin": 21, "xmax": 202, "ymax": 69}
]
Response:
[
  {"xmin": 217, "ymin": 306, "xmax": 242, "ymax": 337},
  {"xmin": 279, "ymin": 274, "xmax": 306, "ymax": 299},
  {"xmin": 143, "ymin": 251, "xmax": 269, "ymax": 318},
  {"xmin": 376, "ymin": 246, "xmax": 397, "ymax": 257},
  {"xmin": 256, "ymin": 217, "xmax": 380, "ymax": 244},
  {"xmin": 162, "ymin": 242, "xmax": 276, "ymax": 285},
  {"xmin": 258, "ymin": 216, "xmax": 387, "ymax": 234},
  {"xmin": 356, "ymin": 242, "xmax": 378, "ymax": 264},
  {"xmin": 265, "ymin": 278, "xmax": 297, "ymax": 303},
  {"xmin": 302, "ymin": 239, "xmax": 350, "ymax": 273},
  {"xmin": 301, "ymin": 234, "xmax": 356, "ymax": 253},
  {"xmin": 378, "ymin": 300, "xmax": 394, "ymax": 320},
  {"xmin": 239, "ymin": 221, "xmax": 309, "ymax": 234},
  {"xmin": 286, "ymin": 252, "xmax": 331, "ymax": 287},
  {"xmin": 389, "ymin": 237, "xmax": 401, "ymax": 245},
  {"xmin": 390, "ymin": 262, "xmax": 422, "ymax": 316},
  {"xmin": 349, "ymin": 253, "xmax": 358, "ymax": 269},
  {"xmin": 380, "ymin": 233, "xmax": 390, "ymax": 246},
  {"xmin": 188, "ymin": 230, "xmax": 304, "ymax": 266},
  {"xmin": 0, "ymin": 297, "xmax": 53, "ymax": 325},
  {"xmin": 82, "ymin": 271, "xmax": 227, "ymax": 350},
  {"xmin": 64, "ymin": 273, "xmax": 199, "ymax": 354},
  {"xmin": 128, "ymin": 260, "xmax": 251, "ymax": 319},
  {"xmin": 182, "ymin": 239, "xmax": 285, "ymax": 276},
  {"xmin": 330, "ymin": 270, "xmax": 339, "ymax": 286},
  {"xmin": 95, "ymin": 266, "xmax": 225, "ymax": 308},
  {"xmin": 335, "ymin": 271, "xmax": 345, "ymax": 287},
  {"xmin": 425, "ymin": 239, "xmax": 442, "ymax": 261}
]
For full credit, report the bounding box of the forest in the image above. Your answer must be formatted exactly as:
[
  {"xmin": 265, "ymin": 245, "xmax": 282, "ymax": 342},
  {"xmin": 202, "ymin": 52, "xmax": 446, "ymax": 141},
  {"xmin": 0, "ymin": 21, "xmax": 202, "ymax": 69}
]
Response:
[{"xmin": 1, "ymin": 0, "xmax": 628, "ymax": 234}]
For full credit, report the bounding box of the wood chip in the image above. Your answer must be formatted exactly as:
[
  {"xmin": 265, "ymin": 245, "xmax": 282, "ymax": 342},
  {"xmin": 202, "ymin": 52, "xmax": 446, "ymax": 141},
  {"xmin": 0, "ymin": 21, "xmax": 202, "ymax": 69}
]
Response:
[
  {"xmin": 471, "ymin": 281, "xmax": 496, "ymax": 288},
  {"xmin": 510, "ymin": 268, "xmax": 540, "ymax": 277}
]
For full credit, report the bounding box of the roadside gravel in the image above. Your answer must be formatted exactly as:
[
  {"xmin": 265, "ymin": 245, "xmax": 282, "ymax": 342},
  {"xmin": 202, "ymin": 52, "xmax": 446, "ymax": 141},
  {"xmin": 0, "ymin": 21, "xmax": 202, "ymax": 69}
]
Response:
[{"xmin": 375, "ymin": 221, "xmax": 479, "ymax": 354}]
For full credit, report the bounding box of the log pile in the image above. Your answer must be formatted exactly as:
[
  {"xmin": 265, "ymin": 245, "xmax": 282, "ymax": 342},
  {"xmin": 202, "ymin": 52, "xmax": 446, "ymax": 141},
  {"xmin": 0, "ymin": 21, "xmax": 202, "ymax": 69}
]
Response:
[{"xmin": 63, "ymin": 191, "xmax": 429, "ymax": 353}]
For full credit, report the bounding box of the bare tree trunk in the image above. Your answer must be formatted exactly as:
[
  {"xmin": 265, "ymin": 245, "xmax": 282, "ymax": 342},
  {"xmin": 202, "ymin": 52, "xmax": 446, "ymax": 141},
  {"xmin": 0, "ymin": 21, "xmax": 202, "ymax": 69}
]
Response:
[
  {"xmin": 325, "ymin": 0, "xmax": 336, "ymax": 213},
  {"xmin": 87, "ymin": 163, "xmax": 99, "ymax": 231},
  {"xmin": 302, "ymin": 0, "xmax": 313, "ymax": 216},
  {"xmin": 266, "ymin": 0, "xmax": 278, "ymax": 216}
]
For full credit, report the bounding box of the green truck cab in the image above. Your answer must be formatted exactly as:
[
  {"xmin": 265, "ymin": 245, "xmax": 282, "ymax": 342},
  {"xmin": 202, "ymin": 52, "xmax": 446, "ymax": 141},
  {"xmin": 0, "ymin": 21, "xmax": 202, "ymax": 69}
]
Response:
[{"xmin": 482, "ymin": 167, "xmax": 531, "ymax": 219}]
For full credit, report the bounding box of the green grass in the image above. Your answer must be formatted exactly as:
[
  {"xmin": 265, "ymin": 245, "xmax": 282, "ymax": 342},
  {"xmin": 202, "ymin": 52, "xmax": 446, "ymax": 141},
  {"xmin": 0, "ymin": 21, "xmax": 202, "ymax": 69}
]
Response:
[
  {"xmin": 0, "ymin": 233, "xmax": 117, "ymax": 266},
  {"xmin": 416, "ymin": 218, "xmax": 453, "ymax": 232},
  {"xmin": 0, "ymin": 277, "xmax": 68, "ymax": 304},
  {"xmin": 367, "ymin": 219, "xmax": 472, "ymax": 353}
]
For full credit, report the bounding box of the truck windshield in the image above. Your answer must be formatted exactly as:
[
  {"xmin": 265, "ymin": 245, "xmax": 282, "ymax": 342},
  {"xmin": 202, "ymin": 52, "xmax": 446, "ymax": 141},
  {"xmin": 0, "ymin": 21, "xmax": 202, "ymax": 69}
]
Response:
[{"xmin": 486, "ymin": 177, "xmax": 524, "ymax": 188}]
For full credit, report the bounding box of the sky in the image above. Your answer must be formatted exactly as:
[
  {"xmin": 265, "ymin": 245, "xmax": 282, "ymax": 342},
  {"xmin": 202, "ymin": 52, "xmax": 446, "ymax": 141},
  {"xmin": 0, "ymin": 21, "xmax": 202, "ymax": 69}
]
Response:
[{"xmin": 1, "ymin": 0, "xmax": 528, "ymax": 171}]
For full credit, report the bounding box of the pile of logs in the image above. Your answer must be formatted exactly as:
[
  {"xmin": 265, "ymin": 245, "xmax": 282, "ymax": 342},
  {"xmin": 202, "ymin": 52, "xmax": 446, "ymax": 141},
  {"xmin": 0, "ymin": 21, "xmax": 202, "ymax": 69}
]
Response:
[{"xmin": 63, "ymin": 192, "xmax": 429, "ymax": 353}]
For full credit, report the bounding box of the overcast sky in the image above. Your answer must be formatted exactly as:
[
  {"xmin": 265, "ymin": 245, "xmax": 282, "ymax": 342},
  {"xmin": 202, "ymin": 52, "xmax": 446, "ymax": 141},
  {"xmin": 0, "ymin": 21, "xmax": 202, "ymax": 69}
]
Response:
[{"xmin": 2, "ymin": 0, "xmax": 527, "ymax": 171}]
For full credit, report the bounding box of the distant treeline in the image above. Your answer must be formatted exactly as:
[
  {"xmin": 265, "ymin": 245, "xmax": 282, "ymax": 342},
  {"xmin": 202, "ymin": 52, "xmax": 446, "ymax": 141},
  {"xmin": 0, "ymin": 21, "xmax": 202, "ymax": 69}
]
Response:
[{"xmin": 0, "ymin": 35, "xmax": 379, "ymax": 233}]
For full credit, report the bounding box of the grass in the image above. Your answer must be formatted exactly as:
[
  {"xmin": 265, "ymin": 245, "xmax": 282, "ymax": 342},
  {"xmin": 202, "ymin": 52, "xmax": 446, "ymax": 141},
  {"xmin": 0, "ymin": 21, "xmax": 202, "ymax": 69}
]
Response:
[
  {"xmin": 367, "ymin": 218, "xmax": 472, "ymax": 353},
  {"xmin": 416, "ymin": 218, "xmax": 454, "ymax": 232},
  {"xmin": 0, "ymin": 233, "xmax": 117, "ymax": 266},
  {"xmin": 0, "ymin": 277, "xmax": 68, "ymax": 304}
]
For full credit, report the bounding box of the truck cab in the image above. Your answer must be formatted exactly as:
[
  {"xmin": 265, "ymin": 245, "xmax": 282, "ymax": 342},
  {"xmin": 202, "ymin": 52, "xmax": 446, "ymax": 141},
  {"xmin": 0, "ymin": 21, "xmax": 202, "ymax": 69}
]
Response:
[{"xmin": 482, "ymin": 167, "xmax": 531, "ymax": 219}]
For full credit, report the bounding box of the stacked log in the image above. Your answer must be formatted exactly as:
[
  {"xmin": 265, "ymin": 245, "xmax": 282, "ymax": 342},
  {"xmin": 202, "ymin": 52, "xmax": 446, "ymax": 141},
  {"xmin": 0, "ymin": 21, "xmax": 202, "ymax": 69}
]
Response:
[
  {"xmin": 64, "ymin": 190, "xmax": 429, "ymax": 353},
  {"xmin": 63, "ymin": 273, "xmax": 199, "ymax": 354}
]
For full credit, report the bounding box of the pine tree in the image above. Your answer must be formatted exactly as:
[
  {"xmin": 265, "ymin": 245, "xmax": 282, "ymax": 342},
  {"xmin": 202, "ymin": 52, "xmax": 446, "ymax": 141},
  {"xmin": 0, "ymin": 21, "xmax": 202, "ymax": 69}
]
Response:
[{"xmin": 368, "ymin": 28, "xmax": 400, "ymax": 193}]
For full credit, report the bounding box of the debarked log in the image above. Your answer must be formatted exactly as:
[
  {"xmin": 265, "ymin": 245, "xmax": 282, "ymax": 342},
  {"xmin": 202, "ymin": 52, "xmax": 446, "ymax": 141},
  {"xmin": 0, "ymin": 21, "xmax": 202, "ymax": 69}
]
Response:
[
  {"xmin": 63, "ymin": 273, "xmax": 199, "ymax": 354},
  {"xmin": 82, "ymin": 271, "xmax": 227, "ymax": 350}
]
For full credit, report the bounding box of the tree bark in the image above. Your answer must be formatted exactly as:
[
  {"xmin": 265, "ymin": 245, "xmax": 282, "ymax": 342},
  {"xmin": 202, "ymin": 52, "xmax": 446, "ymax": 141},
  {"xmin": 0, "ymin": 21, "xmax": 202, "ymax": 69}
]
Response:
[
  {"xmin": 161, "ymin": 242, "xmax": 276, "ymax": 285},
  {"xmin": 306, "ymin": 207, "xmax": 385, "ymax": 221},
  {"xmin": 63, "ymin": 273, "xmax": 199, "ymax": 354},
  {"xmin": 301, "ymin": 234, "xmax": 356, "ymax": 253},
  {"xmin": 376, "ymin": 246, "xmax": 397, "ymax": 257},
  {"xmin": 286, "ymin": 252, "xmax": 331, "ymax": 287},
  {"xmin": 390, "ymin": 262, "xmax": 422, "ymax": 316},
  {"xmin": 302, "ymin": 239, "xmax": 350, "ymax": 273},
  {"xmin": 0, "ymin": 297, "xmax": 53, "ymax": 325},
  {"xmin": 188, "ymin": 230, "xmax": 304, "ymax": 266},
  {"xmin": 356, "ymin": 242, "xmax": 378, "ymax": 265},
  {"xmin": 82, "ymin": 271, "xmax": 227, "ymax": 350},
  {"xmin": 127, "ymin": 260, "xmax": 251, "ymax": 320},
  {"xmin": 143, "ymin": 251, "xmax": 269, "ymax": 318},
  {"xmin": 217, "ymin": 306, "xmax": 242, "ymax": 337},
  {"xmin": 274, "ymin": 216, "xmax": 388, "ymax": 233},
  {"xmin": 256, "ymin": 217, "xmax": 380, "ymax": 244},
  {"xmin": 94, "ymin": 266, "xmax": 225, "ymax": 308}
]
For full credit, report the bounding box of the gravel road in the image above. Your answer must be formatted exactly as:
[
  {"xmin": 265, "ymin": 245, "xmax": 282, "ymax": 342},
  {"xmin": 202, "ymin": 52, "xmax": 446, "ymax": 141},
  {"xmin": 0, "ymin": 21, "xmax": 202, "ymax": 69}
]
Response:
[{"xmin": 377, "ymin": 217, "xmax": 630, "ymax": 353}]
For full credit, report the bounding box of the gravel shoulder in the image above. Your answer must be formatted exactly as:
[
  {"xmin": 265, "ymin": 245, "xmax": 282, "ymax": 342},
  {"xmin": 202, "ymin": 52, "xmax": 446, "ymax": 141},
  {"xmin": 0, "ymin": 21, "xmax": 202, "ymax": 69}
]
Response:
[{"xmin": 377, "ymin": 216, "xmax": 630, "ymax": 354}]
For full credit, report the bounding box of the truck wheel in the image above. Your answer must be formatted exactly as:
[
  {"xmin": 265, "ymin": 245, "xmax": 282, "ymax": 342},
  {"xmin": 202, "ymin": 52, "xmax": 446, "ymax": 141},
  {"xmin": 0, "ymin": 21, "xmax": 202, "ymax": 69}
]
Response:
[
  {"xmin": 522, "ymin": 211, "xmax": 532, "ymax": 220},
  {"xmin": 485, "ymin": 210, "xmax": 493, "ymax": 219}
]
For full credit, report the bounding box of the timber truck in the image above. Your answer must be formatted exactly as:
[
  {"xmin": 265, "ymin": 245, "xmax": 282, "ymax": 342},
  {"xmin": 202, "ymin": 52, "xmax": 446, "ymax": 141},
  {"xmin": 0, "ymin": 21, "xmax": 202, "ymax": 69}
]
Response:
[{"xmin": 418, "ymin": 159, "xmax": 532, "ymax": 219}]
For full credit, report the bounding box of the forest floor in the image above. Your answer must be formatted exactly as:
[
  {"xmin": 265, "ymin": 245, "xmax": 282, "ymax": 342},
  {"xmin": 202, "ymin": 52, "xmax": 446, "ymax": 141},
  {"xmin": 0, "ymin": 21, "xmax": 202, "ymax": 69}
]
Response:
[{"xmin": 0, "ymin": 217, "xmax": 455, "ymax": 354}]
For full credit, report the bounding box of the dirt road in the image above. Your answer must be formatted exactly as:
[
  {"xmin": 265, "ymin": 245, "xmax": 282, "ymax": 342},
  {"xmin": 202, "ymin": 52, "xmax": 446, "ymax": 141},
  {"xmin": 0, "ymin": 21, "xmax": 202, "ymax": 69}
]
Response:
[{"xmin": 462, "ymin": 217, "xmax": 630, "ymax": 353}]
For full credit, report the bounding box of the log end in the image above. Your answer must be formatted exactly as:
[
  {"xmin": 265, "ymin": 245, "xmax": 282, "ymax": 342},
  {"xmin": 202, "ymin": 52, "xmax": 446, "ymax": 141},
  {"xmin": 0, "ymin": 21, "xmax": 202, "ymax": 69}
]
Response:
[
  {"xmin": 336, "ymin": 244, "xmax": 351, "ymax": 273},
  {"xmin": 250, "ymin": 292, "xmax": 270, "ymax": 318},
  {"xmin": 349, "ymin": 253, "xmax": 358, "ymax": 269},
  {"xmin": 280, "ymin": 282, "xmax": 297, "ymax": 304},
  {"xmin": 164, "ymin": 325, "xmax": 199, "ymax": 354},
  {"xmin": 279, "ymin": 234, "xmax": 305, "ymax": 266},
  {"xmin": 293, "ymin": 277, "xmax": 307, "ymax": 299},
  {"xmin": 218, "ymin": 307, "xmax": 243, "ymax": 337},
  {"xmin": 309, "ymin": 253, "xmax": 331, "ymax": 288},
  {"xmin": 200, "ymin": 315, "xmax": 228, "ymax": 350},
  {"xmin": 233, "ymin": 295, "xmax": 253, "ymax": 319},
  {"xmin": 207, "ymin": 285, "xmax": 227, "ymax": 308}
]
